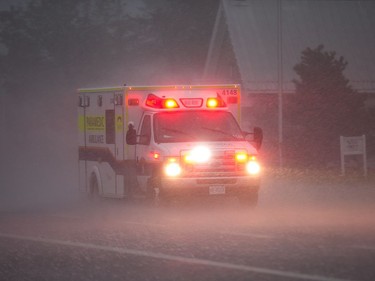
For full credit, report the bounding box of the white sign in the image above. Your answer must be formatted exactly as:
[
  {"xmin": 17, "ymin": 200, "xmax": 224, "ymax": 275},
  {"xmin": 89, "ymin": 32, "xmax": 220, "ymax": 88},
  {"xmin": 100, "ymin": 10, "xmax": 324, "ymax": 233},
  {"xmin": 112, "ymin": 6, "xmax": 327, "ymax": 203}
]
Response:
[
  {"xmin": 340, "ymin": 135, "xmax": 367, "ymax": 177},
  {"xmin": 340, "ymin": 136, "xmax": 365, "ymax": 155}
]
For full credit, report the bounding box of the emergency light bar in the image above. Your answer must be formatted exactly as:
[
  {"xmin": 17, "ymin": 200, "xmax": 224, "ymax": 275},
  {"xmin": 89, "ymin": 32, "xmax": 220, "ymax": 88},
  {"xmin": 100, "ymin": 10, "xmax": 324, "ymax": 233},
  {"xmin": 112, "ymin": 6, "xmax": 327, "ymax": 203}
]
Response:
[
  {"xmin": 145, "ymin": 93, "xmax": 227, "ymax": 109},
  {"xmin": 180, "ymin": 98, "xmax": 203, "ymax": 108},
  {"xmin": 145, "ymin": 94, "xmax": 179, "ymax": 109}
]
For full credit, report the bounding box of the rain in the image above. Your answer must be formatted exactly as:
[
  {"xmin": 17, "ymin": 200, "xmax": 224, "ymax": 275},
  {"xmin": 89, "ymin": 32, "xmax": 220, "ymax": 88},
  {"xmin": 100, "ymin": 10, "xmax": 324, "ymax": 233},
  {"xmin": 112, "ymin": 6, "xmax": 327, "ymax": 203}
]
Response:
[{"xmin": 0, "ymin": 1, "xmax": 375, "ymax": 281}]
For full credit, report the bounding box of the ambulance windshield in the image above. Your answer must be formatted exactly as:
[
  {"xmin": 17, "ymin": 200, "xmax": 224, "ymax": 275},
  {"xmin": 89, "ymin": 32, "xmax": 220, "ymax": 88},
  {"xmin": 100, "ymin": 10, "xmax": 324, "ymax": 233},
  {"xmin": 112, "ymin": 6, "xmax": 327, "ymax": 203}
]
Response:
[{"xmin": 154, "ymin": 111, "xmax": 244, "ymax": 143}]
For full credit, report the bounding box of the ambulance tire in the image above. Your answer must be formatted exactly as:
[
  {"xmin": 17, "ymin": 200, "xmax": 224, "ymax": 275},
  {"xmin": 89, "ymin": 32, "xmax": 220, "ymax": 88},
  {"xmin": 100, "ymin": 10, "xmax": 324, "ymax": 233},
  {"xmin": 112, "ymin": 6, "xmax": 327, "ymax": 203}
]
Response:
[
  {"xmin": 146, "ymin": 182, "xmax": 170, "ymax": 207},
  {"xmin": 89, "ymin": 174, "xmax": 101, "ymax": 202},
  {"xmin": 146, "ymin": 173, "xmax": 170, "ymax": 207},
  {"xmin": 238, "ymin": 191, "xmax": 258, "ymax": 208}
]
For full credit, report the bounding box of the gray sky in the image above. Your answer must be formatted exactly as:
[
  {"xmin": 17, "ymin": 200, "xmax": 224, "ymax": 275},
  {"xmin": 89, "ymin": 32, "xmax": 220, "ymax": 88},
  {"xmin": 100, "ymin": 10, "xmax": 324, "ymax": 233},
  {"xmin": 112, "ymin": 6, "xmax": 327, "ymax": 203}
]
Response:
[{"xmin": 0, "ymin": 0, "xmax": 27, "ymax": 10}]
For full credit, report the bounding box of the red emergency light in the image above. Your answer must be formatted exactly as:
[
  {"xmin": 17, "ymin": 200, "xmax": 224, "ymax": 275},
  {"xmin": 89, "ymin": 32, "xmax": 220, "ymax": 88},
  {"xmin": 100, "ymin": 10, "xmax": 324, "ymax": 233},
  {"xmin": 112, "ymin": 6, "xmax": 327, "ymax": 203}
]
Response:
[
  {"xmin": 127, "ymin": 98, "xmax": 139, "ymax": 106},
  {"xmin": 145, "ymin": 94, "xmax": 179, "ymax": 109}
]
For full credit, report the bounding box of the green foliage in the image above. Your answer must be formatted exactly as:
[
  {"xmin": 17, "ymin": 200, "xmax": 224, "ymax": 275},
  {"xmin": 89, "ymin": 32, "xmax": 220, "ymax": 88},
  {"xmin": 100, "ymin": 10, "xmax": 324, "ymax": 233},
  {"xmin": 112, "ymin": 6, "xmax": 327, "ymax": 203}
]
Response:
[{"xmin": 285, "ymin": 45, "xmax": 366, "ymax": 167}]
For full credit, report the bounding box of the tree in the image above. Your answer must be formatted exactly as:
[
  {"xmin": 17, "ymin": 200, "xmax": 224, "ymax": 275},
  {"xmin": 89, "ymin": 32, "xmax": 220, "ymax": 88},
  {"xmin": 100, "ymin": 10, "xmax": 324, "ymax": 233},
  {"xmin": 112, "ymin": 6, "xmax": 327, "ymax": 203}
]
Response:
[
  {"xmin": 0, "ymin": 0, "xmax": 220, "ymax": 190},
  {"xmin": 0, "ymin": 0, "xmax": 148, "ymax": 190},
  {"xmin": 285, "ymin": 45, "xmax": 366, "ymax": 167},
  {"xmin": 0, "ymin": 0, "xmax": 150, "ymax": 93}
]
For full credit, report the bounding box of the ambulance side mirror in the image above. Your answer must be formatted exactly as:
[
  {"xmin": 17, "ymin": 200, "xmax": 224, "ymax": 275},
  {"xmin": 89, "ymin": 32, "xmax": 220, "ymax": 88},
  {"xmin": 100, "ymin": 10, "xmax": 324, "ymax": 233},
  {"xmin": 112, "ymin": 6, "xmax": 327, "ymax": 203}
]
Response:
[
  {"xmin": 253, "ymin": 127, "xmax": 263, "ymax": 150},
  {"xmin": 244, "ymin": 127, "xmax": 263, "ymax": 150},
  {"xmin": 126, "ymin": 124, "xmax": 137, "ymax": 145}
]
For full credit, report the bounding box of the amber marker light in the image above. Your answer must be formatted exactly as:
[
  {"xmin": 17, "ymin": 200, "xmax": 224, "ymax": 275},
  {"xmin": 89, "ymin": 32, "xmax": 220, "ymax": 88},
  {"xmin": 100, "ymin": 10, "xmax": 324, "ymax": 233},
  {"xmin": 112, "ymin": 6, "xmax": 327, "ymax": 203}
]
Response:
[
  {"xmin": 151, "ymin": 151, "xmax": 160, "ymax": 160},
  {"xmin": 235, "ymin": 151, "xmax": 248, "ymax": 162},
  {"xmin": 164, "ymin": 158, "xmax": 182, "ymax": 177},
  {"xmin": 164, "ymin": 99, "xmax": 179, "ymax": 108},
  {"xmin": 207, "ymin": 98, "xmax": 219, "ymax": 108}
]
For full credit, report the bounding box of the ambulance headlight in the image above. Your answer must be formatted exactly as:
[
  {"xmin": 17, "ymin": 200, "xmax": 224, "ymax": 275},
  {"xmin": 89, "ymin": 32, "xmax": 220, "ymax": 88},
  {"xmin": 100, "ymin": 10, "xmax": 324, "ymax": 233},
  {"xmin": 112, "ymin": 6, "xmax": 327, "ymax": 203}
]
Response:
[
  {"xmin": 184, "ymin": 146, "xmax": 211, "ymax": 163},
  {"xmin": 164, "ymin": 158, "xmax": 182, "ymax": 177},
  {"xmin": 246, "ymin": 161, "xmax": 261, "ymax": 175}
]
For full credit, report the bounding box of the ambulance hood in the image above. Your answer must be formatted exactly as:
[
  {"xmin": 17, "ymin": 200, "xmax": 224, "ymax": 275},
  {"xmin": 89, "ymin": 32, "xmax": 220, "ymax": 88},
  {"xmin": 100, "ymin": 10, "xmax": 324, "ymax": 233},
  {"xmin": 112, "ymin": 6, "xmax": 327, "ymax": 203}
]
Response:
[{"xmin": 156, "ymin": 141, "xmax": 258, "ymax": 157}]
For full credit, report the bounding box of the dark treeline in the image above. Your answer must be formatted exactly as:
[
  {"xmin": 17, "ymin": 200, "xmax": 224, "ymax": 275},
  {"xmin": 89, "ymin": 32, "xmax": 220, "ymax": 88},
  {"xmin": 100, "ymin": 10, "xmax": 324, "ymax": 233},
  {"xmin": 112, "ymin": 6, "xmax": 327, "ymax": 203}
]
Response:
[
  {"xmin": 0, "ymin": 0, "xmax": 219, "ymax": 90},
  {"xmin": 0, "ymin": 0, "xmax": 219, "ymax": 199}
]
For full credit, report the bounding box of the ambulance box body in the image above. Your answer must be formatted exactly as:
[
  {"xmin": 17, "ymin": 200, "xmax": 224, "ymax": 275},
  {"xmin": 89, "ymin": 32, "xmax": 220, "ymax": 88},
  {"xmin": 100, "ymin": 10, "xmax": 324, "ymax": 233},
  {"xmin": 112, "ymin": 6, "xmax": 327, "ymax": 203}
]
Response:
[{"xmin": 78, "ymin": 85, "xmax": 262, "ymax": 205}]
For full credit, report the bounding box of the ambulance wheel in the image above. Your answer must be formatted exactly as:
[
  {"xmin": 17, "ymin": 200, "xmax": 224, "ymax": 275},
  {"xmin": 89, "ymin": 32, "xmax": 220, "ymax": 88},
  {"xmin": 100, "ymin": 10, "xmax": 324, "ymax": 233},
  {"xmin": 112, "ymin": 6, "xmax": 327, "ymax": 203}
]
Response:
[
  {"xmin": 146, "ymin": 185, "xmax": 170, "ymax": 207},
  {"xmin": 238, "ymin": 191, "xmax": 258, "ymax": 207},
  {"xmin": 145, "ymin": 175, "xmax": 169, "ymax": 207},
  {"xmin": 89, "ymin": 174, "xmax": 100, "ymax": 202}
]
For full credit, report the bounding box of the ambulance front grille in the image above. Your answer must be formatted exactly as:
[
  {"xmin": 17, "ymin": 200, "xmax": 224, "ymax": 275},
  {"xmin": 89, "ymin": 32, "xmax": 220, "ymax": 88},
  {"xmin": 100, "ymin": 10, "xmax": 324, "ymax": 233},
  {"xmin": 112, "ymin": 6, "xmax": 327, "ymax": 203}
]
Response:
[{"xmin": 182, "ymin": 150, "xmax": 246, "ymax": 177}]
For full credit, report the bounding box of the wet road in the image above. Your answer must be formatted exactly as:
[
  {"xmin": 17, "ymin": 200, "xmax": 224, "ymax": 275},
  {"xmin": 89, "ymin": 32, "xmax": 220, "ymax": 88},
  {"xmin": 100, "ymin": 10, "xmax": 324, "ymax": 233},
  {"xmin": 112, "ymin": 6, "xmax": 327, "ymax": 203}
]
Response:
[{"xmin": 1, "ymin": 175, "xmax": 375, "ymax": 281}]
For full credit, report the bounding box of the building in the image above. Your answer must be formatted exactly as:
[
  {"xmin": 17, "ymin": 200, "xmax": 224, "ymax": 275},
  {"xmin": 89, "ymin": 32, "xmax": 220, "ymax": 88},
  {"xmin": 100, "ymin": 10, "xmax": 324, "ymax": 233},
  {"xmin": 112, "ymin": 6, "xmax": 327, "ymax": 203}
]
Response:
[{"xmin": 203, "ymin": 0, "xmax": 375, "ymax": 165}]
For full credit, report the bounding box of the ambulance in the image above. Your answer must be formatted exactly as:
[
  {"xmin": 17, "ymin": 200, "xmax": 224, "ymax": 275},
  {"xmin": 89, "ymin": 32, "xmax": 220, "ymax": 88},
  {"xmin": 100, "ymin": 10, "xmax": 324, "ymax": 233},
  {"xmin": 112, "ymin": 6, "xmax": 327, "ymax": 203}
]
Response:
[{"xmin": 78, "ymin": 84, "xmax": 263, "ymax": 206}]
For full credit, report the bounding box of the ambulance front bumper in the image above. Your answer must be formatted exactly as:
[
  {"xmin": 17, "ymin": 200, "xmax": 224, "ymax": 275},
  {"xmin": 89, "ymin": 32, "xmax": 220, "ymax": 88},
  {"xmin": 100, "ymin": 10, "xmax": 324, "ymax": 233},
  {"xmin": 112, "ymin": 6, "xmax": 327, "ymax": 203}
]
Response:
[{"xmin": 160, "ymin": 176, "xmax": 260, "ymax": 197}]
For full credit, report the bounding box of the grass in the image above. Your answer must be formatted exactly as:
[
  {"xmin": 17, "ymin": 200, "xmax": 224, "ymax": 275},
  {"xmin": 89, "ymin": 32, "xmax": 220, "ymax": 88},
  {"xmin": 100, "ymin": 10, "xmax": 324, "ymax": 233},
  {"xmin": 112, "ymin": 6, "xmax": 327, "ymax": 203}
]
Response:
[{"xmin": 264, "ymin": 166, "xmax": 375, "ymax": 187}]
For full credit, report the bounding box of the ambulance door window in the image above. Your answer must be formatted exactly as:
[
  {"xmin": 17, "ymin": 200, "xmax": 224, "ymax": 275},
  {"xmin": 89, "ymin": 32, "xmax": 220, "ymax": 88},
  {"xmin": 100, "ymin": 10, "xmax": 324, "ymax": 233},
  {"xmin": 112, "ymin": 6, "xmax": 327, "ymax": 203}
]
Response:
[
  {"xmin": 139, "ymin": 115, "xmax": 151, "ymax": 145},
  {"xmin": 106, "ymin": 110, "xmax": 115, "ymax": 144}
]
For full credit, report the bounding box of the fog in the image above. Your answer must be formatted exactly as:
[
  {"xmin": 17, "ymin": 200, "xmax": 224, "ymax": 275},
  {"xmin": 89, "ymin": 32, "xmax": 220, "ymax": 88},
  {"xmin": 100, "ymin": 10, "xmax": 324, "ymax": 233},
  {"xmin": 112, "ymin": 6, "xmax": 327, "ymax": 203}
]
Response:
[
  {"xmin": 0, "ymin": 0, "xmax": 374, "ymax": 213},
  {"xmin": 0, "ymin": 91, "xmax": 78, "ymax": 211},
  {"xmin": 1, "ymin": 4, "xmax": 375, "ymax": 281}
]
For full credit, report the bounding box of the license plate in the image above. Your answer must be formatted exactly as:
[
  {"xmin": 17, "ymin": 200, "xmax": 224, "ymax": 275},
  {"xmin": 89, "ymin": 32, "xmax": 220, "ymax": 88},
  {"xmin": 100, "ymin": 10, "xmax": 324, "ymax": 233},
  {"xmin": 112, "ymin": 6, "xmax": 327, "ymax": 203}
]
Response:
[{"xmin": 209, "ymin": 185, "xmax": 225, "ymax": 195}]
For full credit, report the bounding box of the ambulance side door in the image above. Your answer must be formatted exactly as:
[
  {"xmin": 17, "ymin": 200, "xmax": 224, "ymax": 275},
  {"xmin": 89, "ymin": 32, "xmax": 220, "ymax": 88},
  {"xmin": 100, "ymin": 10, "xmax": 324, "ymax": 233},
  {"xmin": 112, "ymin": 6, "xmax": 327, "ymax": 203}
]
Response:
[
  {"xmin": 78, "ymin": 93, "xmax": 88, "ymax": 193},
  {"xmin": 135, "ymin": 113, "xmax": 152, "ymax": 191},
  {"xmin": 90, "ymin": 94, "xmax": 116, "ymax": 196},
  {"xmin": 114, "ymin": 93, "xmax": 125, "ymax": 196}
]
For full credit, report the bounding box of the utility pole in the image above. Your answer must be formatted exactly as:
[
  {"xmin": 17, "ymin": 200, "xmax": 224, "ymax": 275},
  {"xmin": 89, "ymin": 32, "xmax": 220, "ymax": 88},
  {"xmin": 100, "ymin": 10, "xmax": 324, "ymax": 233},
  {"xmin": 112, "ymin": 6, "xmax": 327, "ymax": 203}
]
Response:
[
  {"xmin": 277, "ymin": 0, "xmax": 283, "ymax": 168},
  {"xmin": 0, "ymin": 88, "xmax": 4, "ymax": 178}
]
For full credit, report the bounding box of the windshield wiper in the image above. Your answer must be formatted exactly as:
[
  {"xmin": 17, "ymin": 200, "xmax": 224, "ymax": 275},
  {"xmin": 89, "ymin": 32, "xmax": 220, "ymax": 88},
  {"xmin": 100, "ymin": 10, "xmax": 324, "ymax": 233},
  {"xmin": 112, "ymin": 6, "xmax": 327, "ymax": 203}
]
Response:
[
  {"xmin": 200, "ymin": 127, "xmax": 243, "ymax": 140},
  {"xmin": 162, "ymin": 127, "xmax": 190, "ymax": 135},
  {"xmin": 159, "ymin": 128, "xmax": 197, "ymax": 140}
]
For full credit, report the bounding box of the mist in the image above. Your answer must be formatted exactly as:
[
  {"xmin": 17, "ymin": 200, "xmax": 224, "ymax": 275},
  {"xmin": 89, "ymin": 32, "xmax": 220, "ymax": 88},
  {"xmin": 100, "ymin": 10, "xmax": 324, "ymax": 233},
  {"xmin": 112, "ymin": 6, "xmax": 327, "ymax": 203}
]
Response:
[
  {"xmin": 0, "ymin": 0, "xmax": 374, "ymax": 212},
  {"xmin": 0, "ymin": 0, "xmax": 218, "ymax": 211},
  {"xmin": 1, "ymin": 2, "xmax": 375, "ymax": 280}
]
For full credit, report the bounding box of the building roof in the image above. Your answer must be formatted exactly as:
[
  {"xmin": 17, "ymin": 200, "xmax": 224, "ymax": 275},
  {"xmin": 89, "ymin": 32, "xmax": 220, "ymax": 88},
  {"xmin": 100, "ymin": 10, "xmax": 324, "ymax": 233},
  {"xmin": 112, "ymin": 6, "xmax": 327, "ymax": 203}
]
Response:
[{"xmin": 204, "ymin": 0, "xmax": 375, "ymax": 94}]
